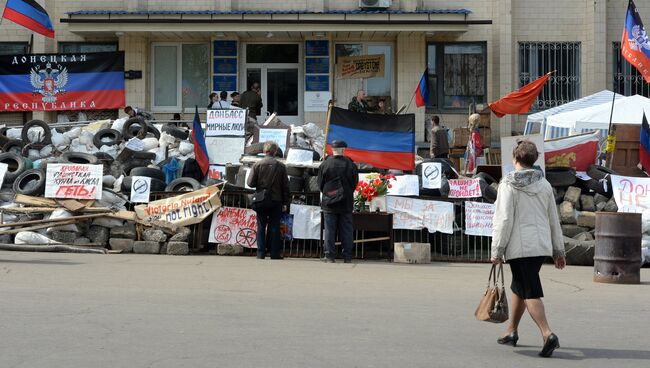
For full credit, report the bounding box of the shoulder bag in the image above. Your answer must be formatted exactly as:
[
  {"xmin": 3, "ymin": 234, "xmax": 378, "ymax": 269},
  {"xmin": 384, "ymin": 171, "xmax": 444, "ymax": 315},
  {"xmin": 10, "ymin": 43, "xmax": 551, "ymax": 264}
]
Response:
[
  {"xmin": 474, "ymin": 264, "xmax": 509, "ymax": 323},
  {"xmin": 251, "ymin": 163, "xmax": 279, "ymax": 212}
]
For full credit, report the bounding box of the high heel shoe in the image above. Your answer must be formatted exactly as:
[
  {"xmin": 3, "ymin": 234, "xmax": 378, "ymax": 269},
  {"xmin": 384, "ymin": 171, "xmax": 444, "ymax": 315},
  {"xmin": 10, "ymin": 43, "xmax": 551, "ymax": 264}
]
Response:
[
  {"xmin": 497, "ymin": 331, "xmax": 519, "ymax": 347},
  {"xmin": 538, "ymin": 333, "xmax": 560, "ymax": 357}
]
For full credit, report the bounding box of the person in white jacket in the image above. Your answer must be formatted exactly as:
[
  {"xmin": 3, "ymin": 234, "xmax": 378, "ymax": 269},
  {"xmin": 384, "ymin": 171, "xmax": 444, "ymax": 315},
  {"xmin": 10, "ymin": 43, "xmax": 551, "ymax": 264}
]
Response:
[{"xmin": 490, "ymin": 139, "xmax": 566, "ymax": 358}]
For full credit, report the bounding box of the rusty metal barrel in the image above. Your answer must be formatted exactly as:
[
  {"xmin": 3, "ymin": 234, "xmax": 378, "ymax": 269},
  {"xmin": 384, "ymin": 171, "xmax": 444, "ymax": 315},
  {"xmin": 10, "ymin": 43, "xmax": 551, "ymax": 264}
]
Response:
[{"xmin": 594, "ymin": 212, "xmax": 642, "ymax": 284}]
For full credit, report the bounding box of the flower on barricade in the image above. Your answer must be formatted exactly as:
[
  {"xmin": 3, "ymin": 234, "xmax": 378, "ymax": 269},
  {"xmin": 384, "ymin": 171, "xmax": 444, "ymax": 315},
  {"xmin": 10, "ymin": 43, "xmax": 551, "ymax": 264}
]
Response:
[{"xmin": 355, "ymin": 173, "xmax": 396, "ymax": 209}]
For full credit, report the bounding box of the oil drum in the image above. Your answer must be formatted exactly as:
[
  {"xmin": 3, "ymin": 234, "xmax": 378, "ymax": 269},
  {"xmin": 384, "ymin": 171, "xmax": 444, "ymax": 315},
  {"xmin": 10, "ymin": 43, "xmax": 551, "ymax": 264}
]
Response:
[{"xmin": 594, "ymin": 212, "xmax": 641, "ymax": 284}]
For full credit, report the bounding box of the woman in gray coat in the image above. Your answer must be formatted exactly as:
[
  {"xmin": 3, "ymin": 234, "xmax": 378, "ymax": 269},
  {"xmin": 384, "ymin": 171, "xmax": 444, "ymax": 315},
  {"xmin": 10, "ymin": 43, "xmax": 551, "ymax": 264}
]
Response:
[{"xmin": 490, "ymin": 140, "xmax": 566, "ymax": 358}]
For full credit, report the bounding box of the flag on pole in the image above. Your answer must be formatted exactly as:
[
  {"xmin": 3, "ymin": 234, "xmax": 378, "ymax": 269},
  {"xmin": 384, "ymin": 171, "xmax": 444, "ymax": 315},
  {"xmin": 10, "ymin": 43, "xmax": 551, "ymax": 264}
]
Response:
[
  {"xmin": 2, "ymin": 0, "xmax": 55, "ymax": 38},
  {"xmin": 192, "ymin": 106, "xmax": 210, "ymax": 176},
  {"xmin": 640, "ymin": 113, "xmax": 650, "ymax": 172},
  {"xmin": 489, "ymin": 71, "xmax": 553, "ymax": 118},
  {"xmin": 621, "ymin": 0, "xmax": 650, "ymax": 83},
  {"xmin": 414, "ymin": 69, "xmax": 430, "ymax": 107}
]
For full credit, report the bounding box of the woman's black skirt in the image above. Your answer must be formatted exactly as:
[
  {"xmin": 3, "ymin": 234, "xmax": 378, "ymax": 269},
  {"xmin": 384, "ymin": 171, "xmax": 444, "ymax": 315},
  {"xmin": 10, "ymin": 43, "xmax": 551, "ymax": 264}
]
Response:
[{"xmin": 508, "ymin": 256, "xmax": 546, "ymax": 299}]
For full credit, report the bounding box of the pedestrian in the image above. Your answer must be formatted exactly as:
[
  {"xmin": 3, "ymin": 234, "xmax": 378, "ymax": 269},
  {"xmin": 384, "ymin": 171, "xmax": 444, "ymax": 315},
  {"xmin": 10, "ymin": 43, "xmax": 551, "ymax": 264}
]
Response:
[
  {"xmin": 240, "ymin": 82, "xmax": 263, "ymax": 119},
  {"xmin": 230, "ymin": 92, "xmax": 241, "ymax": 107},
  {"xmin": 348, "ymin": 89, "xmax": 369, "ymax": 113},
  {"xmin": 124, "ymin": 106, "xmax": 154, "ymax": 120},
  {"xmin": 247, "ymin": 141, "xmax": 290, "ymax": 260},
  {"xmin": 491, "ymin": 139, "xmax": 566, "ymax": 358},
  {"xmin": 208, "ymin": 92, "xmax": 218, "ymax": 109},
  {"xmin": 212, "ymin": 91, "xmax": 231, "ymax": 109},
  {"xmin": 429, "ymin": 116, "xmax": 450, "ymax": 158},
  {"xmin": 318, "ymin": 140, "xmax": 358, "ymax": 263}
]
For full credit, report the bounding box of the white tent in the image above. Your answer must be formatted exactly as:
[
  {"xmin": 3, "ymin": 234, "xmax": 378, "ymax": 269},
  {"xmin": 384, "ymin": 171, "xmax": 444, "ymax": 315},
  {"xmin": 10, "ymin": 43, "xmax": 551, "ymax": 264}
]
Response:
[{"xmin": 546, "ymin": 94, "xmax": 650, "ymax": 131}]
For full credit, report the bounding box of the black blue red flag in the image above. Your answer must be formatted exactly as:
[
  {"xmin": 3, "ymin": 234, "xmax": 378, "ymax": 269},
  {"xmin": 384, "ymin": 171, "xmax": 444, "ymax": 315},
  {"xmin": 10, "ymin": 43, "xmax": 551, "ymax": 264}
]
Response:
[
  {"xmin": 415, "ymin": 69, "xmax": 429, "ymax": 107},
  {"xmin": 192, "ymin": 106, "xmax": 210, "ymax": 176},
  {"xmin": 640, "ymin": 113, "xmax": 650, "ymax": 172},
  {"xmin": 2, "ymin": 0, "xmax": 55, "ymax": 38},
  {"xmin": 622, "ymin": 0, "xmax": 650, "ymax": 83}
]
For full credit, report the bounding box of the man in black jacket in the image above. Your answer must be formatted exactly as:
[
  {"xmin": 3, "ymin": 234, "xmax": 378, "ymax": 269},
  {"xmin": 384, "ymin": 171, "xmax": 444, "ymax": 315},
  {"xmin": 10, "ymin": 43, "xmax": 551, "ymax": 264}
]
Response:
[{"xmin": 318, "ymin": 140, "xmax": 358, "ymax": 263}]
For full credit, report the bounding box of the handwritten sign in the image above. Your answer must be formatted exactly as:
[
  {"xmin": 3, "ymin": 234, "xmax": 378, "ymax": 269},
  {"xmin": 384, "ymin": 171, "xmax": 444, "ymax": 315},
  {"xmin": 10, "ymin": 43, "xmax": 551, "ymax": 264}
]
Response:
[
  {"xmin": 208, "ymin": 165, "xmax": 226, "ymax": 180},
  {"xmin": 337, "ymin": 54, "xmax": 385, "ymax": 79},
  {"xmin": 286, "ymin": 148, "xmax": 314, "ymax": 166},
  {"xmin": 208, "ymin": 206, "xmax": 258, "ymax": 248},
  {"xmin": 0, "ymin": 162, "xmax": 7, "ymax": 188},
  {"xmin": 259, "ymin": 128, "xmax": 288, "ymax": 155},
  {"xmin": 205, "ymin": 109, "xmax": 247, "ymax": 137},
  {"xmin": 448, "ymin": 179, "xmax": 482, "ymax": 198},
  {"xmin": 421, "ymin": 162, "xmax": 442, "ymax": 189},
  {"xmin": 465, "ymin": 201, "xmax": 495, "ymax": 236},
  {"xmin": 611, "ymin": 175, "xmax": 650, "ymax": 213},
  {"xmin": 206, "ymin": 136, "xmax": 245, "ymax": 165},
  {"xmin": 387, "ymin": 175, "xmax": 419, "ymax": 196},
  {"xmin": 386, "ymin": 196, "xmax": 454, "ymax": 234},
  {"xmin": 134, "ymin": 185, "xmax": 222, "ymax": 226},
  {"xmin": 130, "ymin": 176, "xmax": 151, "ymax": 203},
  {"xmin": 45, "ymin": 164, "xmax": 103, "ymax": 199},
  {"xmin": 289, "ymin": 204, "xmax": 321, "ymax": 240}
]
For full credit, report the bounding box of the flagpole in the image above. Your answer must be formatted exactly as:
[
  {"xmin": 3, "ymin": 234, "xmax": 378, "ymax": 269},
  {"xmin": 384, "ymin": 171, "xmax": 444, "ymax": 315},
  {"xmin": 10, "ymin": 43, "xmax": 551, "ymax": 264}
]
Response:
[
  {"xmin": 605, "ymin": 91, "xmax": 617, "ymax": 168},
  {"xmin": 322, "ymin": 100, "xmax": 334, "ymax": 159},
  {"xmin": 405, "ymin": 89, "xmax": 417, "ymax": 113}
]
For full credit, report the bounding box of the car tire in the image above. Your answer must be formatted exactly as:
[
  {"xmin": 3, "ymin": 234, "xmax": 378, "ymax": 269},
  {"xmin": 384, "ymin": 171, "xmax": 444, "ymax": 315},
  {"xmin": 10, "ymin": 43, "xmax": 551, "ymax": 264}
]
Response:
[
  {"xmin": 2, "ymin": 139, "xmax": 23, "ymax": 155},
  {"xmin": 475, "ymin": 173, "xmax": 498, "ymax": 203},
  {"xmin": 130, "ymin": 166, "xmax": 166, "ymax": 182},
  {"xmin": 165, "ymin": 177, "xmax": 202, "ymax": 192},
  {"xmin": 93, "ymin": 128, "xmax": 123, "ymax": 148},
  {"xmin": 61, "ymin": 152, "xmax": 99, "ymax": 165},
  {"xmin": 587, "ymin": 165, "xmax": 616, "ymax": 181},
  {"xmin": 162, "ymin": 124, "xmax": 189, "ymax": 140},
  {"xmin": 545, "ymin": 167, "xmax": 577, "ymax": 187},
  {"xmin": 21, "ymin": 119, "xmax": 52, "ymax": 145},
  {"xmin": 12, "ymin": 168, "xmax": 46, "ymax": 196},
  {"xmin": 0, "ymin": 152, "xmax": 26, "ymax": 184}
]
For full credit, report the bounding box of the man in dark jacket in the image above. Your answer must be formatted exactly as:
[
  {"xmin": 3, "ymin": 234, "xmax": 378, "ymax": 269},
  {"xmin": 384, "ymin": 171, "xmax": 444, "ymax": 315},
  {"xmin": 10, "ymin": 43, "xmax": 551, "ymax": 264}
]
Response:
[
  {"xmin": 318, "ymin": 140, "xmax": 358, "ymax": 263},
  {"xmin": 240, "ymin": 82, "xmax": 263, "ymax": 119},
  {"xmin": 429, "ymin": 115, "xmax": 450, "ymax": 158},
  {"xmin": 247, "ymin": 141, "xmax": 290, "ymax": 259},
  {"xmin": 347, "ymin": 89, "xmax": 369, "ymax": 113}
]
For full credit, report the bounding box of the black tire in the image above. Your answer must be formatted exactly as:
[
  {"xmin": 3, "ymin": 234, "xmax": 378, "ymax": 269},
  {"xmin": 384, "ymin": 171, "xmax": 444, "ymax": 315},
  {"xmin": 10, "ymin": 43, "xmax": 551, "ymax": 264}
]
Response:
[
  {"xmin": 286, "ymin": 166, "xmax": 305, "ymax": 177},
  {"xmin": 121, "ymin": 176, "xmax": 166, "ymax": 193},
  {"xmin": 61, "ymin": 152, "xmax": 99, "ymax": 165},
  {"xmin": 130, "ymin": 167, "xmax": 166, "ymax": 182},
  {"xmin": 21, "ymin": 142, "xmax": 47, "ymax": 157},
  {"xmin": 288, "ymin": 175, "xmax": 304, "ymax": 192},
  {"xmin": 12, "ymin": 168, "xmax": 45, "ymax": 196},
  {"xmin": 93, "ymin": 128, "xmax": 122, "ymax": 148},
  {"xmin": 122, "ymin": 117, "xmax": 145, "ymax": 140},
  {"xmin": 587, "ymin": 165, "xmax": 616, "ymax": 181},
  {"xmin": 165, "ymin": 177, "xmax": 202, "ymax": 192},
  {"xmin": 0, "ymin": 128, "xmax": 10, "ymax": 147},
  {"xmin": 162, "ymin": 124, "xmax": 189, "ymax": 140},
  {"xmin": 415, "ymin": 158, "xmax": 458, "ymax": 180},
  {"xmin": 545, "ymin": 167, "xmax": 576, "ymax": 187},
  {"xmin": 122, "ymin": 160, "xmax": 154, "ymax": 176},
  {"xmin": 476, "ymin": 177, "xmax": 498, "ymax": 203},
  {"xmin": 21, "ymin": 119, "xmax": 51, "ymax": 145},
  {"xmin": 2, "ymin": 139, "xmax": 23, "ymax": 155},
  {"xmin": 132, "ymin": 151, "xmax": 157, "ymax": 161},
  {"xmin": 0, "ymin": 152, "xmax": 26, "ymax": 184},
  {"xmin": 587, "ymin": 178, "xmax": 613, "ymax": 198},
  {"xmin": 304, "ymin": 175, "xmax": 320, "ymax": 192},
  {"xmin": 420, "ymin": 176, "xmax": 450, "ymax": 197},
  {"xmin": 94, "ymin": 152, "xmax": 115, "ymax": 165}
]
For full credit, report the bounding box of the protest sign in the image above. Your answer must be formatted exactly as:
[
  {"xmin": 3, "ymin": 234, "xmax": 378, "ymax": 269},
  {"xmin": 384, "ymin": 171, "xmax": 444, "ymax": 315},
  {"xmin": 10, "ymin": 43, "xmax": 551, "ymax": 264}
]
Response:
[
  {"xmin": 286, "ymin": 148, "xmax": 314, "ymax": 166},
  {"xmin": 290, "ymin": 204, "xmax": 321, "ymax": 240},
  {"xmin": 208, "ymin": 165, "xmax": 226, "ymax": 180},
  {"xmin": 130, "ymin": 176, "xmax": 151, "ymax": 203},
  {"xmin": 206, "ymin": 136, "xmax": 245, "ymax": 165},
  {"xmin": 465, "ymin": 201, "xmax": 495, "ymax": 236},
  {"xmin": 134, "ymin": 185, "xmax": 221, "ymax": 226},
  {"xmin": 336, "ymin": 54, "xmax": 385, "ymax": 79},
  {"xmin": 208, "ymin": 206, "xmax": 258, "ymax": 248},
  {"xmin": 45, "ymin": 164, "xmax": 103, "ymax": 199},
  {"xmin": 0, "ymin": 163, "xmax": 7, "ymax": 188},
  {"xmin": 387, "ymin": 175, "xmax": 419, "ymax": 196},
  {"xmin": 448, "ymin": 179, "xmax": 482, "ymax": 198},
  {"xmin": 205, "ymin": 109, "xmax": 247, "ymax": 137},
  {"xmin": 387, "ymin": 196, "xmax": 454, "ymax": 234},
  {"xmin": 259, "ymin": 128, "xmax": 288, "ymax": 155},
  {"xmin": 421, "ymin": 162, "xmax": 442, "ymax": 189},
  {"xmin": 611, "ymin": 175, "xmax": 650, "ymax": 213},
  {"xmin": 501, "ymin": 134, "xmax": 545, "ymax": 177}
]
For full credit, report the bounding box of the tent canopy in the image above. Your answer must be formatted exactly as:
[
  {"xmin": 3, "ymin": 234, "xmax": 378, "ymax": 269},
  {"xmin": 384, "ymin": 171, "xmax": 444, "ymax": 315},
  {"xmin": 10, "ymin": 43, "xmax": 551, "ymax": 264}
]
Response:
[{"xmin": 546, "ymin": 94, "xmax": 650, "ymax": 131}]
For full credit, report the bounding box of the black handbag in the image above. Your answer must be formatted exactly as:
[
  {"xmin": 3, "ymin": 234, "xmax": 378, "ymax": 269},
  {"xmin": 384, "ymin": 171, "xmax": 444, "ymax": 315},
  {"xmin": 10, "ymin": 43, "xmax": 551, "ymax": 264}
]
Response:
[
  {"xmin": 251, "ymin": 164, "xmax": 279, "ymax": 212},
  {"xmin": 321, "ymin": 177, "xmax": 344, "ymax": 206}
]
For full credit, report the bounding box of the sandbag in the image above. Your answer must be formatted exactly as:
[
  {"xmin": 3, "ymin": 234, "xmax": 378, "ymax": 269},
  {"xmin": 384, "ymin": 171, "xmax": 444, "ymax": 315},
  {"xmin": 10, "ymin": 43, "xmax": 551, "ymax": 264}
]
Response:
[
  {"xmin": 111, "ymin": 117, "xmax": 129, "ymax": 132},
  {"xmin": 142, "ymin": 137, "xmax": 159, "ymax": 151},
  {"xmin": 46, "ymin": 209, "xmax": 80, "ymax": 233},
  {"xmin": 92, "ymin": 217, "xmax": 124, "ymax": 228},
  {"xmin": 179, "ymin": 141, "xmax": 194, "ymax": 155},
  {"xmin": 15, "ymin": 231, "xmax": 60, "ymax": 245}
]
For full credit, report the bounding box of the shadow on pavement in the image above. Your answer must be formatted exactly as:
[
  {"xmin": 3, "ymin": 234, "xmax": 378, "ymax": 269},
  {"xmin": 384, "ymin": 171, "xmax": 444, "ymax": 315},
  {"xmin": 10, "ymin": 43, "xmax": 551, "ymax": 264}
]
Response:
[
  {"xmin": 0, "ymin": 259, "xmax": 83, "ymax": 265},
  {"xmin": 515, "ymin": 347, "xmax": 650, "ymax": 360}
]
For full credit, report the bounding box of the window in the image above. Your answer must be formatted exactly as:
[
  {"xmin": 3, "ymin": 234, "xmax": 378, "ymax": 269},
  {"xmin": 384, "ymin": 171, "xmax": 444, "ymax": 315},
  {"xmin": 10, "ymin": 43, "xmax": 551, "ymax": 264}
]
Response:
[
  {"xmin": 0, "ymin": 43, "xmax": 28, "ymax": 55},
  {"xmin": 426, "ymin": 43, "xmax": 487, "ymax": 109},
  {"xmin": 246, "ymin": 44, "xmax": 299, "ymax": 63},
  {"xmin": 518, "ymin": 42, "xmax": 581, "ymax": 111},
  {"xmin": 613, "ymin": 42, "xmax": 650, "ymax": 98},
  {"xmin": 58, "ymin": 42, "xmax": 117, "ymax": 53},
  {"xmin": 152, "ymin": 43, "xmax": 209, "ymax": 111}
]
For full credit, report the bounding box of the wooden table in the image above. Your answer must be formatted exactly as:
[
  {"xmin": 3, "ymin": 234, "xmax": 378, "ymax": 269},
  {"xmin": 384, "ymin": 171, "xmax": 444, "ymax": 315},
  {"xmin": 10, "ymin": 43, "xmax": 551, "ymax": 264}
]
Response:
[{"xmin": 320, "ymin": 211, "xmax": 394, "ymax": 259}]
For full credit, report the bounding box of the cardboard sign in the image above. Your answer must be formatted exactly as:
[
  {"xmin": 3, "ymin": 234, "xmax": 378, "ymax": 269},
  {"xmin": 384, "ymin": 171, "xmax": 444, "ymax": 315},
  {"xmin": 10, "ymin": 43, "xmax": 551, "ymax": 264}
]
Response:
[
  {"xmin": 259, "ymin": 128, "xmax": 288, "ymax": 155},
  {"xmin": 208, "ymin": 206, "xmax": 258, "ymax": 248},
  {"xmin": 134, "ymin": 185, "xmax": 222, "ymax": 226},
  {"xmin": 45, "ymin": 164, "xmax": 103, "ymax": 199},
  {"xmin": 206, "ymin": 136, "xmax": 245, "ymax": 165},
  {"xmin": 448, "ymin": 179, "xmax": 482, "ymax": 198},
  {"xmin": 289, "ymin": 204, "xmax": 321, "ymax": 240},
  {"xmin": 130, "ymin": 176, "xmax": 151, "ymax": 203},
  {"xmin": 208, "ymin": 165, "xmax": 226, "ymax": 180},
  {"xmin": 387, "ymin": 175, "xmax": 420, "ymax": 196},
  {"xmin": 0, "ymin": 162, "xmax": 7, "ymax": 188},
  {"xmin": 421, "ymin": 162, "xmax": 442, "ymax": 189},
  {"xmin": 286, "ymin": 148, "xmax": 314, "ymax": 166},
  {"xmin": 611, "ymin": 175, "xmax": 650, "ymax": 213},
  {"xmin": 337, "ymin": 54, "xmax": 385, "ymax": 79},
  {"xmin": 386, "ymin": 196, "xmax": 454, "ymax": 234},
  {"xmin": 501, "ymin": 134, "xmax": 545, "ymax": 177},
  {"xmin": 205, "ymin": 109, "xmax": 247, "ymax": 137},
  {"xmin": 465, "ymin": 201, "xmax": 495, "ymax": 237}
]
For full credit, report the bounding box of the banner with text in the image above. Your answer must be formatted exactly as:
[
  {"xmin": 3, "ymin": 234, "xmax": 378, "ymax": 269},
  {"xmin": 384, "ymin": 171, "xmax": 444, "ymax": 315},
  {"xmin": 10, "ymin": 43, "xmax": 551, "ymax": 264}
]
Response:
[
  {"xmin": 336, "ymin": 54, "xmax": 385, "ymax": 79},
  {"xmin": 45, "ymin": 164, "xmax": 103, "ymax": 199},
  {"xmin": 205, "ymin": 109, "xmax": 247, "ymax": 137},
  {"xmin": 611, "ymin": 175, "xmax": 650, "ymax": 213},
  {"xmin": 387, "ymin": 196, "xmax": 454, "ymax": 234},
  {"xmin": 208, "ymin": 206, "xmax": 258, "ymax": 248},
  {"xmin": 448, "ymin": 179, "xmax": 482, "ymax": 198},
  {"xmin": 134, "ymin": 185, "xmax": 222, "ymax": 226},
  {"xmin": 464, "ymin": 201, "xmax": 495, "ymax": 237}
]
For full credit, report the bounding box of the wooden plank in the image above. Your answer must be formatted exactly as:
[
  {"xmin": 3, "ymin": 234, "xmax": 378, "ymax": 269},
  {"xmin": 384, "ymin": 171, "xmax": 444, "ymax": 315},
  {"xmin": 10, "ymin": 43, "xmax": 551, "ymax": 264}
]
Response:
[
  {"xmin": 14, "ymin": 194, "xmax": 57, "ymax": 207},
  {"xmin": 0, "ymin": 213, "xmax": 107, "ymax": 229},
  {"xmin": 56, "ymin": 199, "xmax": 86, "ymax": 212}
]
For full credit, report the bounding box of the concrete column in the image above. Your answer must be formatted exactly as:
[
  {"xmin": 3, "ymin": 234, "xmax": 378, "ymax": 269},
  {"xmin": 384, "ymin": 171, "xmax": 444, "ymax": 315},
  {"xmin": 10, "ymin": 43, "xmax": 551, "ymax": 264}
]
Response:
[
  {"xmin": 584, "ymin": 0, "xmax": 607, "ymax": 95},
  {"xmin": 120, "ymin": 35, "xmax": 149, "ymax": 115},
  {"xmin": 497, "ymin": 0, "xmax": 513, "ymax": 137},
  {"xmin": 396, "ymin": 32, "xmax": 425, "ymax": 141}
]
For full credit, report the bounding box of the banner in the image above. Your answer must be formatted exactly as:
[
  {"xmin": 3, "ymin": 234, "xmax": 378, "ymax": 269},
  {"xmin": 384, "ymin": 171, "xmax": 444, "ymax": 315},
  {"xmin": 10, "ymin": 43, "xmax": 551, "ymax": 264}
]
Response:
[
  {"xmin": 611, "ymin": 175, "xmax": 650, "ymax": 213},
  {"xmin": 387, "ymin": 196, "xmax": 454, "ymax": 234},
  {"xmin": 208, "ymin": 206, "xmax": 258, "ymax": 248},
  {"xmin": 386, "ymin": 175, "xmax": 419, "ymax": 196},
  {"xmin": 289, "ymin": 204, "xmax": 321, "ymax": 240},
  {"xmin": 544, "ymin": 131, "xmax": 600, "ymax": 171},
  {"xmin": 134, "ymin": 185, "xmax": 222, "ymax": 226},
  {"xmin": 0, "ymin": 52, "xmax": 125, "ymax": 112},
  {"xmin": 205, "ymin": 109, "xmax": 247, "ymax": 137},
  {"xmin": 45, "ymin": 164, "xmax": 103, "ymax": 199},
  {"xmin": 337, "ymin": 54, "xmax": 385, "ymax": 79},
  {"xmin": 448, "ymin": 179, "xmax": 482, "ymax": 199},
  {"xmin": 465, "ymin": 201, "xmax": 495, "ymax": 237}
]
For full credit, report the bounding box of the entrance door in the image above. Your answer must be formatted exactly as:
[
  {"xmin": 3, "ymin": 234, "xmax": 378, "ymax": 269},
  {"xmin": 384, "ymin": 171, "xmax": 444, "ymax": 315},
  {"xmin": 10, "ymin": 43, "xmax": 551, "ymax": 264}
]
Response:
[{"xmin": 243, "ymin": 44, "xmax": 302, "ymax": 124}]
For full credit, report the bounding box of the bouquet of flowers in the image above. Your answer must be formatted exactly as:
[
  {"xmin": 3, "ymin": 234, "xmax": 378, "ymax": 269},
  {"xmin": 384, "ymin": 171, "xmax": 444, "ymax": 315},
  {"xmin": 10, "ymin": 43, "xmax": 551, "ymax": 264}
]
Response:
[{"xmin": 355, "ymin": 173, "xmax": 396, "ymax": 210}]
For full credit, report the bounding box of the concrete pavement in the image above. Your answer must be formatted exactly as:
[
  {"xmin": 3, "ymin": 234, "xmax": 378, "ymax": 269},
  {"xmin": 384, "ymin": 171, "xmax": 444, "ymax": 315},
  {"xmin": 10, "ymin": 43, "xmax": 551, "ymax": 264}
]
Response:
[{"xmin": 0, "ymin": 252, "xmax": 648, "ymax": 368}]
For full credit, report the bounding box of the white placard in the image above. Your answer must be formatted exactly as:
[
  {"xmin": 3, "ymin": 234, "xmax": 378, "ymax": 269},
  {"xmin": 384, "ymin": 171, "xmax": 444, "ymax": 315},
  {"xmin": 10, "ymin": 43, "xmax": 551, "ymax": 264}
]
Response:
[
  {"xmin": 0, "ymin": 163, "xmax": 7, "ymax": 188},
  {"xmin": 130, "ymin": 176, "xmax": 151, "ymax": 203},
  {"xmin": 611, "ymin": 175, "xmax": 650, "ymax": 213},
  {"xmin": 208, "ymin": 165, "xmax": 226, "ymax": 180},
  {"xmin": 448, "ymin": 179, "xmax": 482, "ymax": 199},
  {"xmin": 386, "ymin": 196, "xmax": 454, "ymax": 234},
  {"xmin": 304, "ymin": 91, "xmax": 331, "ymax": 112},
  {"xmin": 286, "ymin": 148, "xmax": 314, "ymax": 166},
  {"xmin": 125, "ymin": 137, "xmax": 144, "ymax": 151},
  {"xmin": 208, "ymin": 207, "xmax": 258, "ymax": 248},
  {"xmin": 465, "ymin": 201, "xmax": 495, "ymax": 237},
  {"xmin": 45, "ymin": 164, "xmax": 103, "ymax": 199},
  {"xmin": 387, "ymin": 175, "xmax": 419, "ymax": 196},
  {"xmin": 421, "ymin": 162, "xmax": 442, "ymax": 189},
  {"xmin": 259, "ymin": 128, "xmax": 288, "ymax": 155},
  {"xmin": 206, "ymin": 136, "xmax": 245, "ymax": 165},
  {"xmin": 205, "ymin": 109, "xmax": 247, "ymax": 137},
  {"xmin": 501, "ymin": 134, "xmax": 545, "ymax": 177},
  {"xmin": 290, "ymin": 204, "xmax": 321, "ymax": 240}
]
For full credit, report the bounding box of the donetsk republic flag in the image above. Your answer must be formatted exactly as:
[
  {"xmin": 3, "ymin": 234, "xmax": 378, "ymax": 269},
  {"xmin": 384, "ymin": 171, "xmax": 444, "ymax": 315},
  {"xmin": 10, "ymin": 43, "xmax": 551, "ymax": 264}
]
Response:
[
  {"xmin": 0, "ymin": 52, "xmax": 125, "ymax": 112},
  {"xmin": 326, "ymin": 107, "xmax": 415, "ymax": 171}
]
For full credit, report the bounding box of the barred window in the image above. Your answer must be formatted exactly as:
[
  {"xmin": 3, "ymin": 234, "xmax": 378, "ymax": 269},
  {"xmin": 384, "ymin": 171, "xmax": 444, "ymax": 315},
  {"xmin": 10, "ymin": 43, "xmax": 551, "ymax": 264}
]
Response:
[
  {"xmin": 0, "ymin": 42, "xmax": 28, "ymax": 55},
  {"xmin": 518, "ymin": 42, "xmax": 581, "ymax": 111},
  {"xmin": 613, "ymin": 42, "xmax": 650, "ymax": 97}
]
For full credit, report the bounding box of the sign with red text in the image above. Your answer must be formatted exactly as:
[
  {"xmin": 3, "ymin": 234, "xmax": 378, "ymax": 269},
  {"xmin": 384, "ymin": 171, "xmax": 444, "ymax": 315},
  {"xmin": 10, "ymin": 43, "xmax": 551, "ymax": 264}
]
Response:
[
  {"xmin": 208, "ymin": 206, "xmax": 258, "ymax": 248},
  {"xmin": 448, "ymin": 179, "xmax": 482, "ymax": 198},
  {"xmin": 465, "ymin": 201, "xmax": 495, "ymax": 237},
  {"xmin": 134, "ymin": 185, "xmax": 222, "ymax": 226},
  {"xmin": 45, "ymin": 164, "xmax": 103, "ymax": 199},
  {"xmin": 208, "ymin": 165, "xmax": 226, "ymax": 180},
  {"xmin": 611, "ymin": 175, "xmax": 650, "ymax": 213},
  {"xmin": 386, "ymin": 196, "xmax": 454, "ymax": 234}
]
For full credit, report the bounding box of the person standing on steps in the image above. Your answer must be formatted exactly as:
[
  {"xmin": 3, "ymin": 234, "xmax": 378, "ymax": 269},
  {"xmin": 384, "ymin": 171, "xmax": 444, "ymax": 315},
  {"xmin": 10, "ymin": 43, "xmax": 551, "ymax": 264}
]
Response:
[
  {"xmin": 491, "ymin": 139, "xmax": 566, "ymax": 358},
  {"xmin": 429, "ymin": 115, "xmax": 449, "ymax": 159}
]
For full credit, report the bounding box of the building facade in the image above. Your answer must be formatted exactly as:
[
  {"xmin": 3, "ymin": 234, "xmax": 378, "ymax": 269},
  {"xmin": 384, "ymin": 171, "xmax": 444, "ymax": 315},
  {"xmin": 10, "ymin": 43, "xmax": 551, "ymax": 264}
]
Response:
[{"xmin": 1, "ymin": 0, "xmax": 649, "ymax": 145}]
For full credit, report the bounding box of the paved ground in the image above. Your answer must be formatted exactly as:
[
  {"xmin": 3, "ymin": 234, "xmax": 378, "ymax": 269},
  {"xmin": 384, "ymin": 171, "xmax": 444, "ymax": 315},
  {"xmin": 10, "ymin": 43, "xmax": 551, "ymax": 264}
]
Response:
[{"xmin": 0, "ymin": 252, "xmax": 648, "ymax": 368}]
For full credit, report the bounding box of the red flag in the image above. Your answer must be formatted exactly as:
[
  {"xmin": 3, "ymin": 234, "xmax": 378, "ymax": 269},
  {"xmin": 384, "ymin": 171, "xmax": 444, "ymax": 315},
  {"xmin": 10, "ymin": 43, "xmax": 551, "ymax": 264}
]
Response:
[
  {"xmin": 621, "ymin": 0, "xmax": 650, "ymax": 83},
  {"xmin": 489, "ymin": 72, "xmax": 553, "ymax": 118},
  {"xmin": 544, "ymin": 131, "xmax": 600, "ymax": 171}
]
